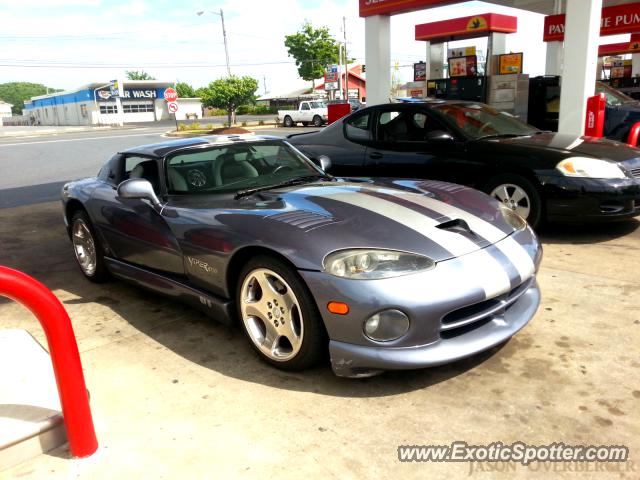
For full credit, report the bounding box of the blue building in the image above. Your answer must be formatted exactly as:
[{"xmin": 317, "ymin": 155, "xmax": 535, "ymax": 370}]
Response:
[{"xmin": 23, "ymin": 80, "xmax": 201, "ymax": 125}]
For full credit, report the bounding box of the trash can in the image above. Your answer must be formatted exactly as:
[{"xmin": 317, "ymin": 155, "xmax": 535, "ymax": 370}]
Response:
[{"xmin": 328, "ymin": 103, "xmax": 351, "ymax": 124}]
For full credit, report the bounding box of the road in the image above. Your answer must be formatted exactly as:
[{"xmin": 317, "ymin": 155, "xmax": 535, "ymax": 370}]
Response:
[{"xmin": 0, "ymin": 126, "xmax": 317, "ymax": 209}]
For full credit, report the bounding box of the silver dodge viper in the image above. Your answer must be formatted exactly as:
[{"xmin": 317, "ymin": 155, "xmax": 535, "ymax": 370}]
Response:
[{"xmin": 61, "ymin": 136, "xmax": 542, "ymax": 378}]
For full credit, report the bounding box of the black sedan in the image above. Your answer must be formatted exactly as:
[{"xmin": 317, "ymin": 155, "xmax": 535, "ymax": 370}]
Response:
[{"xmin": 287, "ymin": 100, "xmax": 640, "ymax": 228}]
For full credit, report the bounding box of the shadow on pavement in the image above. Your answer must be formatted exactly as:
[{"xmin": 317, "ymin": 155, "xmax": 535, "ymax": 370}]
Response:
[
  {"xmin": 0, "ymin": 182, "xmax": 68, "ymax": 209},
  {"xmin": 539, "ymin": 218, "xmax": 639, "ymax": 244}
]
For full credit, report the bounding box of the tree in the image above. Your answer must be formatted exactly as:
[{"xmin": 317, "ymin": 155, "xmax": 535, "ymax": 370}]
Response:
[
  {"xmin": 125, "ymin": 70, "xmax": 155, "ymax": 80},
  {"xmin": 284, "ymin": 23, "xmax": 340, "ymax": 88},
  {"xmin": 199, "ymin": 76, "xmax": 259, "ymax": 125},
  {"xmin": 0, "ymin": 82, "xmax": 62, "ymax": 115},
  {"xmin": 175, "ymin": 82, "xmax": 196, "ymax": 98}
]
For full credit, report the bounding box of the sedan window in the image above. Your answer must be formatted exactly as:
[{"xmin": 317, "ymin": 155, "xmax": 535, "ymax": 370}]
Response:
[
  {"xmin": 375, "ymin": 110, "xmax": 444, "ymax": 142},
  {"xmin": 434, "ymin": 103, "xmax": 538, "ymax": 139},
  {"xmin": 345, "ymin": 112, "xmax": 371, "ymax": 141}
]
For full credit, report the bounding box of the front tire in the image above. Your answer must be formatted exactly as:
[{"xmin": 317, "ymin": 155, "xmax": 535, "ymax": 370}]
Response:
[
  {"xmin": 283, "ymin": 115, "xmax": 294, "ymax": 128},
  {"xmin": 312, "ymin": 115, "xmax": 323, "ymax": 127},
  {"xmin": 484, "ymin": 174, "xmax": 543, "ymax": 228},
  {"xmin": 70, "ymin": 210, "xmax": 109, "ymax": 282},
  {"xmin": 236, "ymin": 255, "xmax": 326, "ymax": 371}
]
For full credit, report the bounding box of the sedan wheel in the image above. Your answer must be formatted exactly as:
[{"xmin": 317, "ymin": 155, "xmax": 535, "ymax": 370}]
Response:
[
  {"xmin": 484, "ymin": 173, "xmax": 542, "ymax": 228},
  {"xmin": 491, "ymin": 183, "xmax": 531, "ymax": 219},
  {"xmin": 237, "ymin": 256, "xmax": 325, "ymax": 370}
]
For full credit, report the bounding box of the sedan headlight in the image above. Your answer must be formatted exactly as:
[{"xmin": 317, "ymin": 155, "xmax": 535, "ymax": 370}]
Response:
[
  {"xmin": 499, "ymin": 204, "xmax": 527, "ymax": 231},
  {"xmin": 556, "ymin": 157, "xmax": 626, "ymax": 179},
  {"xmin": 323, "ymin": 249, "xmax": 435, "ymax": 280}
]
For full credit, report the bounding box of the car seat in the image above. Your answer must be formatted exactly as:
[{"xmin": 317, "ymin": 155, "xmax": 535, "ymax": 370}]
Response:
[
  {"xmin": 129, "ymin": 160, "xmax": 160, "ymax": 192},
  {"xmin": 213, "ymin": 152, "xmax": 259, "ymax": 186}
]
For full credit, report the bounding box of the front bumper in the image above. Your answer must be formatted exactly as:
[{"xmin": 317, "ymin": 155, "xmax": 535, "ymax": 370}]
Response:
[
  {"xmin": 540, "ymin": 175, "xmax": 640, "ymax": 222},
  {"xmin": 300, "ymin": 227, "xmax": 542, "ymax": 378},
  {"xmin": 329, "ymin": 280, "xmax": 539, "ymax": 378}
]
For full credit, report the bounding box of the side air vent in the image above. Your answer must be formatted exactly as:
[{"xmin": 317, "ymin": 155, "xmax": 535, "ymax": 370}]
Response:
[{"xmin": 268, "ymin": 210, "xmax": 340, "ymax": 231}]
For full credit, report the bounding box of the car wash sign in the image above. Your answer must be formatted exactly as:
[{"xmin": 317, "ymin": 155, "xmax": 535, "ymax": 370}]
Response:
[
  {"xmin": 544, "ymin": 3, "xmax": 640, "ymax": 41},
  {"xmin": 96, "ymin": 87, "xmax": 160, "ymax": 101}
]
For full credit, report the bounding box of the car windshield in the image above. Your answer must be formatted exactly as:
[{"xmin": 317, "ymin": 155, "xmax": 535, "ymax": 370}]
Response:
[
  {"xmin": 595, "ymin": 82, "xmax": 635, "ymax": 106},
  {"xmin": 165, "ymin": 140, "xmax": 323, "ymax": 195},
  {"xmin": 433, "ymin": 103, "xmax": 539, "ymax": 140},
  {"xmin": 309, "ymin": 101, "xmax": 326, "ymax": 108}
]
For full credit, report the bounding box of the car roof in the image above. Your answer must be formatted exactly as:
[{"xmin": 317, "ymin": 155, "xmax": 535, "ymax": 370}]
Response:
[{"xmin": 121, "ymin": 134, "xmax": 281, "ymax": 157}]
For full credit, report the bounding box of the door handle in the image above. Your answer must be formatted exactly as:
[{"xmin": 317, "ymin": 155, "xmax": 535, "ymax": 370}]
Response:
[{"xmin": 369, "ymin": 152, "xmax": 383, "ymax": 160}]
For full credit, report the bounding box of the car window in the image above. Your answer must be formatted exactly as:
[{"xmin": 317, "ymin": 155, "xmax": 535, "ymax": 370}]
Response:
[
  {"xmin": 124, "ymin": 155, "xmax": 160, "ymax": 193},
  {"xmin": 375, "ymin": 109, "xmax": 444, "ymax": 142},
  {"xmin": 434, "ymin": 103, "xmax": 537, "ymax": 139},
  {"xmin": 301, "ymin": 103, "xmax": 310, "ymax": 111},
  {"xmin": 345, "ymin": 112, "xmax": 371, "ymax": 141},
  {"xmin": 165, "ymin": 140, "xmax": 320, "ymax": 194}
]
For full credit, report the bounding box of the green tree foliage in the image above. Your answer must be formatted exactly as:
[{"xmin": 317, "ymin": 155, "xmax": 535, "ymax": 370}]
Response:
[
  {"xmin": 175, "ymin": 82, "xmax": 196, "ymax": 98},
  {"xmin": 284, "ymin": 23, "xmax": 340, "ymax": 88},
  {"xmin": 199, "ymin": 76, "xmax": 259, "ymax": 125},
  {"xmin": 125, "ymin": 70, "xmax": 156, "ymax": 80},
  {"xmin": 0, "ymin": 82, "xmax": 61, "ymax": 115}
]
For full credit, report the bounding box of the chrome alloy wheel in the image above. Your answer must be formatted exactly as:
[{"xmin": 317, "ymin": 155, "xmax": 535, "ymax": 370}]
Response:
[
  {"xmin": 240, "ymin": 268, "xmax": 304, "ymax": 362},
  {"xmin": 72, "ymin": 218, "xmax": 97, "ymax": 276},
  {"xmin": 491, "ymin": 183, "xmax": 531, "ymax": 220}
]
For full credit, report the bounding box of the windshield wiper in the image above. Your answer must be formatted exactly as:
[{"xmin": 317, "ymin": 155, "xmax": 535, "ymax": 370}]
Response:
[
  {"xmin": 476, "ymin": 133, "xmax": 528, "ymax": 140},
  {"xmin": 235, "ymin": 175, "xmax": 332, "ymax": 199}
]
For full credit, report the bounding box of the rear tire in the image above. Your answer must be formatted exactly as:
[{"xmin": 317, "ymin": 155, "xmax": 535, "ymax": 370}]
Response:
[
  {"xmin": 283, "ymin": 115, "xmax": 294, "ymax": 128},
  {"xmin": 236, "ymin": 255, "xmax": 326, "ymax": 371},
  {"xmin": 70, "ymin": 210, "xmax": 109, "ymax": 282},
  {"xmin": 312, "ymin": 115, "xmax": 323, "ymax": 127},
  {"xmin": 484, "ymin": 173, "xmax": 543, "ymax": 229}
]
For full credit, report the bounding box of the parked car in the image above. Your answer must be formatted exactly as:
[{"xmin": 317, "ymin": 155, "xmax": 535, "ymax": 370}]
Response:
[
  {"xmin": 277, "ymin": 100, "xmax": 327, "ymax": 127},
  {"xmin": 287, "ymin": 100, "xmax": 640, "ymax": 228},
  {"xmin": 528, "ymin": 77, "xmax": 640, "ymax": 143},
  {"xmin": 61, "ymin": 135, "xmax": 541, "ymax": 378}
]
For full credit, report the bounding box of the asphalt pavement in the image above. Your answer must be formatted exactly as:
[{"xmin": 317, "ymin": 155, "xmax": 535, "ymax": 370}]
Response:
[{"xmin": 0, "ymin": 125, "xmax": 317, "ymax": 209}]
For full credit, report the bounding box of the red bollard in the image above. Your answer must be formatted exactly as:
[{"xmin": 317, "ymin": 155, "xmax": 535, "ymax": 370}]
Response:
[
  {"xmin": 0, "ymin": 266, "xmax": 98, "ymax": 458},
  {"xmin": 627, "ymin": 121, "xmax": 640, "ymax": 147}
]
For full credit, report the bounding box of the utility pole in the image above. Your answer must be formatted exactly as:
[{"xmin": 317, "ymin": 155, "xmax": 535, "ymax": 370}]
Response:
[
  {"xmin": 197, "ymin": 9, "xmax": 231, "ymax": 77},
  {"xmin": 343, "ymin": 16, "xmax": 348, "ymax": 102},
  {"xmin": 219, "ymin": 8, "xmax": 231, "ymax": 77},
  {"xmin": 263, "ymin": 76, "xmax": 267, "ymax": 95}
]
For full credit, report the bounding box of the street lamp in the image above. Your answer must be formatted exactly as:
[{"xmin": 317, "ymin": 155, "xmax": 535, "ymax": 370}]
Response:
[{"xmin": 197, "ymin": 9, "xmax": 231, "ymax": 77}]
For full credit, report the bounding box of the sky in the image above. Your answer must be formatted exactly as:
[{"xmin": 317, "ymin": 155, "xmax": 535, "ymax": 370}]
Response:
[{"xmin": 0, "ymin": 0, "xmax": 632, "ymax": 96}]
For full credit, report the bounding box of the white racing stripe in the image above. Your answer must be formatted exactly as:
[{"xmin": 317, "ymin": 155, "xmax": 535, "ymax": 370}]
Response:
[
  {"xmin": 396, "ymin": 192, "xmax": 535, "ymax": 282},
  {"xmin": 311, "ymin": 189, "xmax": 513, "ymax": 298}
]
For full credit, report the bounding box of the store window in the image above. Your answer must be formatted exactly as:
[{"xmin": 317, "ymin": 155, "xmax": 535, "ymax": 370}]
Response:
[
  {"xmin": 80, "ymin": 104, "xmax": 88, "ymax": 117},
  {"xmin": 123, "ymin": 102, "xmax": 154, "ymax": 113},
  {"xmin": 100, "ymin": 104, "xmax": 117, "ymax": 114}
]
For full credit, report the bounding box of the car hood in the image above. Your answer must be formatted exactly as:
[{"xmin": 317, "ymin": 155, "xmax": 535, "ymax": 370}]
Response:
[
  {"xmin": 486, "ymin": 132, "xmax": 640, "ymax": 162},
  {"xmin": 207, "ymin": 178, "xmax": 519, "ymax": 269}
]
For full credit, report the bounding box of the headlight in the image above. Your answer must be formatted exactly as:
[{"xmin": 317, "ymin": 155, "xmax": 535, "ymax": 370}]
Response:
[
  {"xmin": 556, "ymin": 157, "xmax": 626, "ymax": 179},
  {"xmin": 499, "ymin": 204, "xmax": 527, "ymax": 231},
  {"xmin": 323, "ymin": 249, "xmax": 435, "ymax": 280}
]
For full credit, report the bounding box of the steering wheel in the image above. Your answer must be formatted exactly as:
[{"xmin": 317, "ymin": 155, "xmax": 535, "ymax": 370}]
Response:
[{"xmin": 271, "ymin": 165, "xmax": 293, "ymax": 175}]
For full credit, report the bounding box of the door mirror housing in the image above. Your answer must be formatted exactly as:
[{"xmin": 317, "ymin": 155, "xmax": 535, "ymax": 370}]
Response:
[
  {"xmin": 317, "ymin": 155, "xmax": 332, "ymax": 172},
  {"xmin": 426, "ymin": 130, "xmax": 454, "ymax": 142},
  {"xmin": 117, "ymin": 178, "xmax": 161, "ymax": 208}
]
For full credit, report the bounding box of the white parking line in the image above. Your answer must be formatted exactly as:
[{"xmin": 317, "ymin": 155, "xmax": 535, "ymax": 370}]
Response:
[{"xmin": 0, "ymin": 131, "xmax": 163, "ymax": 148}]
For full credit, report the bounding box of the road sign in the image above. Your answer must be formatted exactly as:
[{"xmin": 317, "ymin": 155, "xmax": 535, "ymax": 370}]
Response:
[
  {"xmin": 167, "ymin": 102, "xmax": 178, "ymax": 113},
  {"xmin": 164, "ymin": 88, "xmax": 178, "ymax": 102}
]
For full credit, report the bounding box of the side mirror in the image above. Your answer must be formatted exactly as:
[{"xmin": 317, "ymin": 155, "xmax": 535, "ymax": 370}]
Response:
[
  {"xmin": 117, "ymin": 178, "xmax": 161, "ymax": 208},
  {"xmin": 318, "ymin": 155, "xmax": 332, "ymax": 172},
  {"xmin": 426, "ymin": 130, "xmax": 454, "ymax": 142}
]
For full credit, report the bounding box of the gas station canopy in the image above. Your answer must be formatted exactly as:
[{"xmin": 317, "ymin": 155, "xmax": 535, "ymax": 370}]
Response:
[
  {"xmin": 361, "ymin": 0, "xmax": 640, "ymax": 136},
  {"xmin": 415, "ymin": 13, "xmax": 517, "ymax": 43}
]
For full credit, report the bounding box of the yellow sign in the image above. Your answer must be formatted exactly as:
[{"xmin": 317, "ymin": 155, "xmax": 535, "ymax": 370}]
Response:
[
  {"xmin": 499, "ymin": 53, "xmax": 524, "ymax": 75},
  {"xmin": 466, "ymin": 16, "xmax": 487, "ymax": 31}
]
